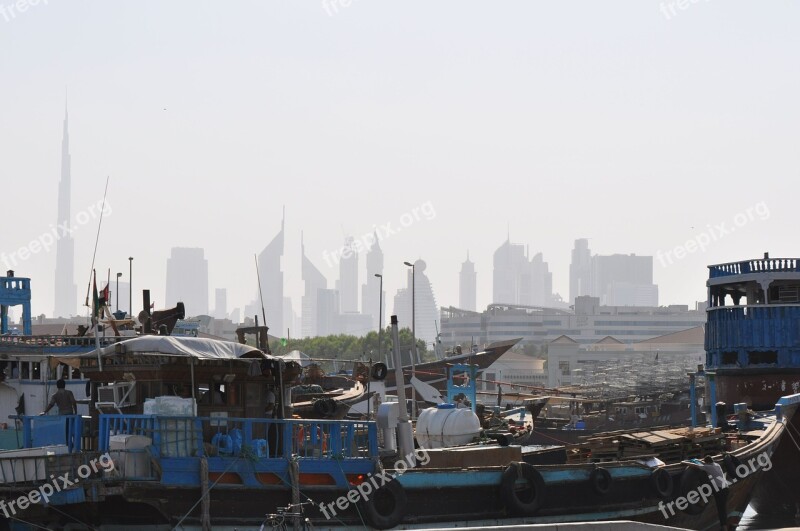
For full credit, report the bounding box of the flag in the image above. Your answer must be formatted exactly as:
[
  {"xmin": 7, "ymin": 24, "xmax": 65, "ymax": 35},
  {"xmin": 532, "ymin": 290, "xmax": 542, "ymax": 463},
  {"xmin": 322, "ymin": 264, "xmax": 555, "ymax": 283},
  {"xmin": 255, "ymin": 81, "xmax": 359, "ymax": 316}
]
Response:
[
  {"xmin": 92, "ymin": 272, "xmax": 100, "ymax": 321},
  {"xmin": 280, "ymin": 338, "xmax": 288, "ymax": 347},
  {"xmin": 150, "ymin": 302, "xmax": 155, "ymax": 309},
  {"xmin": 99, "ymin": 283, "xmax": 110, "ymax": 307}
]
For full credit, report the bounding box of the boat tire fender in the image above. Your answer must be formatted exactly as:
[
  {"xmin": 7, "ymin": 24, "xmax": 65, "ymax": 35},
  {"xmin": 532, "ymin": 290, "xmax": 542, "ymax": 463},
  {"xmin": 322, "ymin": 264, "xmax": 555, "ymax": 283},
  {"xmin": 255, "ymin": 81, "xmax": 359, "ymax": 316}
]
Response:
[
  {"xmin": 360, "ymin": 477, "xmax": 407, "ymax": 529},
  {"xmin": 371, "ymin": 362, "xmax": 388, "ymax": 381},
  {"xmin": 590, "ymin": 467, "xmax": 612, "ymax": 496},
  {"xmin": 651, "ymin": 467, "xmax": 673, "ymax": 499},
  {"xmin": 313, "ymin": 398, "xmax": 337, "ymax": 417},
  {"xmin": 679, "ymin": 466, "xmax": 710, "ymax": 515},
  {"xmin": 501, "ymin": 462, "xmax": 545, "ymax": 516},
  {"xmin": 722, "ymin": 453, "xmax": 742, "ymax": 478}
]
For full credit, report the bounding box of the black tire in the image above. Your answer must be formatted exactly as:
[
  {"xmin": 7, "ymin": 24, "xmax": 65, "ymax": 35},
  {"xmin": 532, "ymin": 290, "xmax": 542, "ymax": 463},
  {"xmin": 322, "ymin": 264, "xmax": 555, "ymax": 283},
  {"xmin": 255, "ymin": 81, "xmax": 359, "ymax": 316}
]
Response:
[
  {"xmin": 651, "ymin": 467, "xmax": 673, "ymax": 499},
  {"xmin": 313, "ymin": 398, "xmax": 336, "ymax": 417},
  {"xmin": 501, "ymin": 462, "xmax": 545, "ymax": 516},
  {"xmin": 590, "ymin": 467, "xmax": 613, "ymax": 495},
  {"xmin": 679, "ymin": 466, "xmax": 710, "ymax": 515},
  {"xmin": 371, "ymin": 362, "xmax": 388, "ymax": 381},
  {"xmin": 360, "ymin": 478, "xmax": 407, "ymax": 529},
  {"xmin": 722, "ymin": 453, "xmax": 742, "ymax": 478}
]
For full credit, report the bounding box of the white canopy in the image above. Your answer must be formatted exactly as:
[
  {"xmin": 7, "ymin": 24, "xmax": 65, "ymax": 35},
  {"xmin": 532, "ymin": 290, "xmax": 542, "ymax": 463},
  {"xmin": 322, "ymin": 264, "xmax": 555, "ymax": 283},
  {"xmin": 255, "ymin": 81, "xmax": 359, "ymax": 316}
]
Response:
[
  {"xmin": 281, "ymin": 349, "xmax": 312, "ymax": 367},
  {"xmin": 97, "ymin": 335, "xmax": 267, "ymax": 360}
]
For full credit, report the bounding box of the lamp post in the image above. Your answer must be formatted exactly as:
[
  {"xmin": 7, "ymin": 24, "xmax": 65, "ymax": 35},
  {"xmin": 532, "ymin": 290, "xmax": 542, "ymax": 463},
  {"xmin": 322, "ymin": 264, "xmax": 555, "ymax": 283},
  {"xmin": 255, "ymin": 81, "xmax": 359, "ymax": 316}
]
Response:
[
  {"xmin": 128, "ymin": 257, "xmax": 133, "ymax": 317},
  {"xmin": 403, "ymin": 260, "xmax": 417, "ymax": 419},
  {"xmin": 375, "ymin": 273, "xmax": 383, "ymax": 364},
  {"xmin": 116, "ymin": 272, "xmax": 122, "ymax": 313}
]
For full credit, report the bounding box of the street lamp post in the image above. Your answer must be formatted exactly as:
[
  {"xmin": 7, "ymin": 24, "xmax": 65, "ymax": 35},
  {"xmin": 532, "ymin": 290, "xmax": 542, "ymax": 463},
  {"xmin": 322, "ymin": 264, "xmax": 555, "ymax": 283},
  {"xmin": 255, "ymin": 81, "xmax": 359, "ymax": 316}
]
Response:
[
  {"xmin": 403, "ymin": 260, "xmax": 417, "ymax": 419},
  {"xmin": 375, "ymin": 273, "xmax": 383, "ymax": 364},
  {"xmin": 128, "ymin": 257, "xmax": 133, "ymax": 317},
  {"xmin": 116, "ymin": 272, "xmax": 122, "ymax": 312}
]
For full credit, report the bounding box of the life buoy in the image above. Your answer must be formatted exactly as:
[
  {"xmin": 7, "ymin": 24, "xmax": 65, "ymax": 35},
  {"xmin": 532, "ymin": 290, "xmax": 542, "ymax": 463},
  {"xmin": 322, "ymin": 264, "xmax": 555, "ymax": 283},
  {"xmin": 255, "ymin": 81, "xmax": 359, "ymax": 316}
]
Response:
[
  {"xmin": 371, "ymin": 362, "xmax": 388, "ymax": 381},
  {"xmin": 313, "ymin": 398, "xmax": 337, "ymax": 417},
  {"xmin": 679, "ymin": 466, "xmax": 710, "ymax": 515},
  {"xmin": 590, "ymin": 467, "xmax": 613, "ymax": 495},
  {"xmin": 651, "ymin": 467, "xmax": 673, "ymax": 499},
  {"xmin": 501, "ymin": 462, "xmax": 545, "ymax": 516},
  {"xmin": 360, "ymin": 478, "xmax": 407, "ymax": 529},
  {"xmin": 296, "ymin": 425, "xmax": 327, "ymax": 453}
]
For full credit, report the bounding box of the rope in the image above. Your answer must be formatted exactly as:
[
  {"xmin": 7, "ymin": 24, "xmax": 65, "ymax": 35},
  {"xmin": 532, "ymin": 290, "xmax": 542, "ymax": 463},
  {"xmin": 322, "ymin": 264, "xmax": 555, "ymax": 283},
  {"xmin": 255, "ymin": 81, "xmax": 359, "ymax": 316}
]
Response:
[
  {"xmin": 8, "ymin": 515, "xmax": 53, "ymax": 531},
  {"xmin": 45, "ymin": 503, "xmax": 99, "ymax": 531},
  {"xmin": 171, "ymin": 455, "xmax": 242, "ymax": 530},
  {"xmin": 289, "ymin": 459, "xmax": 300, "ymax": 531}
]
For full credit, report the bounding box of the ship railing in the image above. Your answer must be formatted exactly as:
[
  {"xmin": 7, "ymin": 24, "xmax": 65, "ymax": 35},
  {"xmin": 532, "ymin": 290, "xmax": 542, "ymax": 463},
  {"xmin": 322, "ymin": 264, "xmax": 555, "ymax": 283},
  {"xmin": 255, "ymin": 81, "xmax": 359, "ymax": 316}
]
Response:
[
  {"xmin": 0, "ymin": 335, "xmax": 124, "ymax": 348},
  {"xmin": 709, "ymin": 258, "xmax": 800, "ymax": 278},
  {"xmin": 14, "ymin": 414, "xmax": 84, "ymax": 453},
  {"xmin": 97, "ymin": 415, "xmax": 378, "ymax": 461}
]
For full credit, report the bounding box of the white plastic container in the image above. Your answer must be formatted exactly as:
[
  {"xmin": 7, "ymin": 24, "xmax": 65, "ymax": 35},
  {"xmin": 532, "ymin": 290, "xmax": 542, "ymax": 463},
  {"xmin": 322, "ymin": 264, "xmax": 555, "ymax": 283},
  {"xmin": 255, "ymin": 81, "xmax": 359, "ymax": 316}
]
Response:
[{"xmin": 415, "ymin": 404, "xmax": 481, "ymax": 449}]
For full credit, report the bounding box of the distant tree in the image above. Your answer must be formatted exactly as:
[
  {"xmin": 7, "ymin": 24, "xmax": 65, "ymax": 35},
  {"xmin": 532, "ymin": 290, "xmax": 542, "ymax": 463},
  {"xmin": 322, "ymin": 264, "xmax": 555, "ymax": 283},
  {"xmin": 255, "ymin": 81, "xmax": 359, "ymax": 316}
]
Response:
[{"xmin": 266, "ymin": 327, "xmax": 426, "ymax": 373}]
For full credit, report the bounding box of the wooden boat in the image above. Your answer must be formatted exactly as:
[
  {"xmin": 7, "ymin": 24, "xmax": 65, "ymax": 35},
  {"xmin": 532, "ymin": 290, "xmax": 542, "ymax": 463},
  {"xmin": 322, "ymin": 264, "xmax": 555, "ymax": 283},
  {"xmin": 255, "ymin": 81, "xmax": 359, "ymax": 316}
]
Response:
[
  {"xmin": 0, "ymin": 333, "xmax": 794, "ymax": 530},
  {"xmin": 704, "ymin": 255, "xmax": 800, "ymax": 516}
]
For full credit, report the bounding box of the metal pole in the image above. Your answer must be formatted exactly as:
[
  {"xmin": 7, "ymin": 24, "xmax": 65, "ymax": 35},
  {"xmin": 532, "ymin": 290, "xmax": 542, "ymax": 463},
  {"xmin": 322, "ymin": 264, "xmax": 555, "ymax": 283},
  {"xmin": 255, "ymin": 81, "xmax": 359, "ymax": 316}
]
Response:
[
  {"xmin": 116, "ymin": 272, "xmax": 121, "ymax": 313},
  {"xmin": 375, "ymin": 274, "xmax": 383, "ymax": 362},
  {"xmin": 404, "ymin": 261, "xmax": 418, "ymax": 420},
  {"xmin": 128, "ymin": 257, "xmax": 133, "ymax": 317}
]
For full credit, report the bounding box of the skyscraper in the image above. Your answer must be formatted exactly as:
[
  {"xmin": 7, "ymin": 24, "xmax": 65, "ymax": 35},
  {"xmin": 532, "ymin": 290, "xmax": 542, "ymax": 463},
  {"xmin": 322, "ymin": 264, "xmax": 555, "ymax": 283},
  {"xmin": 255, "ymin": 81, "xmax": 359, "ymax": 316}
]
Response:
[
  {"xmin": 214, "ymin": 288, "xmax": 227, "ymax": 319},
  {"xmin": 392, "ymin": 259, "xmax": 439, "ymax": 348},
  {"xmin": 569, "ymin": 238, "xmax": 592, "ymax": 305},
  {"xmin": 361, "ymin": 232, "xmax": 384, "ymax": 330},
  {"xmin": 337, "ymin": 237, "xmax": 359, "ymax": 314},
  {"xmin": 301, "ymin": 233, "xmax": 328, "ymax": 338},
  {"xmin": 492, "ymin": 238, "xmax": 554, "ymax": 307},
  {"xmin": 53, "ymin": 103, "xmax": 77, "ymax": 318},
  {"xmin": 253, "ymin": 211, "xmax": 285, "ymax": 332},
  {"xmin": 459, "ymin": 251, "xmax": 477, "ymax": 311},
  {"xmin": 590, "ymin": 253, "xmax": 658, "ymax": 306},
  {"xmin": 165, "ymin": 247, "xmax": 209, "ymax": 315}
]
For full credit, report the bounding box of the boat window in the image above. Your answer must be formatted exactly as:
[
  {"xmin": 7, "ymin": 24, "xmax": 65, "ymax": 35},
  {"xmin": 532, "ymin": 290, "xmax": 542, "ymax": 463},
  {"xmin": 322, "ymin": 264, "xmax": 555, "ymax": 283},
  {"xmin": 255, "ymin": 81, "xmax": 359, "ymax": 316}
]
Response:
[
  {"xmin": 748, "ymin": 350, "xmax": 778, "ymax": 365},
  {"xmin": 722, "ymin": 352, "xmax": 738, "ymax": 365},
  {"xmin": 21, "ymin": 362, "xmax": 29, "ymax": 379}
]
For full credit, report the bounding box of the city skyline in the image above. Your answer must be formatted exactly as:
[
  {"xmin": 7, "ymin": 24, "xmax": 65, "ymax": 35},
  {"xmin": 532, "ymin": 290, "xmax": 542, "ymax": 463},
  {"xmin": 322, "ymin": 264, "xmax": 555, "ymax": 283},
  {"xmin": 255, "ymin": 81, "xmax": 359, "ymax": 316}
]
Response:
[{"xmin": 1, "ymin": 2, "xmax": 794, "ymax": 324}]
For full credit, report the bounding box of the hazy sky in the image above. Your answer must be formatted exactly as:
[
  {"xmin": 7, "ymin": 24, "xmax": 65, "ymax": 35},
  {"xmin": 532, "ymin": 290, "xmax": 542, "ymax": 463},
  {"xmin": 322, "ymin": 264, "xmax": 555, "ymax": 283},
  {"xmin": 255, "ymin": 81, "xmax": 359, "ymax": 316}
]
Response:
[{"xmin": 1, "ymin": 1, "xmax": 798, "ymax": 323}]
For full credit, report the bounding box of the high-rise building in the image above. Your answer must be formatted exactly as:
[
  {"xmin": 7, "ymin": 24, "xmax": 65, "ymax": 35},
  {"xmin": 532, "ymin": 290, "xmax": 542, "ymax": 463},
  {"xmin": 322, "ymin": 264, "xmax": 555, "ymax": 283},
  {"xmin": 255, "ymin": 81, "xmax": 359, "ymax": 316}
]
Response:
[
  {"xmin": 569, "ymin": 238, "xmax": 592, "ymax": 305},
  {"xmin": 529, "ymin": 253, "xmax": 553, "ymax": 307},
  {"xmin": 301, "ymin": 234, "xmax": 328, "ymax": 338},
  {"xmin": 214, "ymin": 288, "xmax": 227, "ymax": 319},
  {"xmin": 361, "ymin": 232, "xmax": 384, "ymax": 331},
  {"xmin": 392, "ymin": 259, "xmax": 439, "ymax": 348},
  {"xmin": 165, "ymin": 247, "xmax": 209, "ymax": 315},
  {"xmin": 492, "ymin": 238, "xmax": 554, "ymax": 307},
  {"xmin": 590, "ymin": 254, "xmax": 657, "ymax": 306},
  {"xmin": 252, "ymin": 210, "xmax": 285, "ymax": 332},
  {"xmin": 53, "ymin": 103, "xmax": 77, "ymax": 318},
  {"xmin": 459, "ymin": 252, "xmax": 476, "ymax": 311},
  {"xmin": 337, "ymin": 237, "xmax": 358, "ymax": 314}
]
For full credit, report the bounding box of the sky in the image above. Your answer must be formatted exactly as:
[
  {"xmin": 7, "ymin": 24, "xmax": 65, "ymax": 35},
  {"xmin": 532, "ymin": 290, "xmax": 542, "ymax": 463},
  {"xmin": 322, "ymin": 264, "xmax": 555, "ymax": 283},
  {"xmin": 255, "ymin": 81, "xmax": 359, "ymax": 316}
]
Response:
[{"xmin": 0, "ymin": 1, "xmax": 798, "ymax": 324}]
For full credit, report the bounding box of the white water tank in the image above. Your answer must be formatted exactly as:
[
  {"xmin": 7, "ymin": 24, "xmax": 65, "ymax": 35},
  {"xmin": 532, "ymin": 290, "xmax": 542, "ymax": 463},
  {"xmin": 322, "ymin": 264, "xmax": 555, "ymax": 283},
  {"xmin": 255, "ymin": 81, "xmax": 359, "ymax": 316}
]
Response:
[{"xmin": 415, "ymin": 404, "xmax": 481, "ymax": 449}]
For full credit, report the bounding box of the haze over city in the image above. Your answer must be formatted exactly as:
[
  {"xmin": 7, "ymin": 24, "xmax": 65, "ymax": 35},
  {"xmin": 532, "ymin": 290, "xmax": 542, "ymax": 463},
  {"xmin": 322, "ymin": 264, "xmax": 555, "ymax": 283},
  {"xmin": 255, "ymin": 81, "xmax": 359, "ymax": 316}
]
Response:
[{"xmin": 1, "ymin": 1, "xmax": 798, "ymax": 323}]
